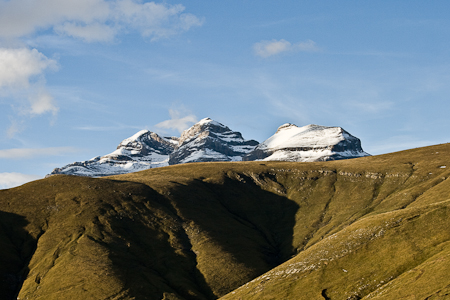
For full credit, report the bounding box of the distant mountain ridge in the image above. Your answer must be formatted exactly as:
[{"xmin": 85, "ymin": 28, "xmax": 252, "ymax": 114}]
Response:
[{"xmin": 49, "ymin": 118, "xmax": 369, "ymax": 177}]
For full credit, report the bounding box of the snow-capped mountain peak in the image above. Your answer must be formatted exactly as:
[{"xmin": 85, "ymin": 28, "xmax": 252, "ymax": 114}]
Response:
[
  {"xmin": 275, "ymin": 123, "xmax": 297, "ymax": 133},
  {"xmin": 197, "ymin": 117, "xmax": 222, "ymax": 126},
  {"xmin": 244, "ymin": 123, "xmax": 369, "ymax": 162},
  {"xmin": 49, "ymin": 119, "xmax": 369, "ymax": 177},
  {"xmin": 122, "ymin": 129, "xmax": 151, "ymax": 143},
  {"xmin": 178, "ymin": 118, "xmax": 230, "ymax": 145},
  {"xmin": 262, "ymin": 124, "xmax": 348, "ymax": 150},
  {"xmin": 49, "ymin": 130, "xmax": 177, "ymax": 177},
  {"xmin": 169, "ymin": 118, "xmax": 259, "ymax": 165}
]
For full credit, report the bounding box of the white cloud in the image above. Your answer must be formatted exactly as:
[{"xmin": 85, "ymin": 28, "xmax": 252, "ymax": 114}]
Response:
[
  {"xmin": 54, "ymin": 22, "xmax": 117, "ymax": 43},
  {"xmin": 0, "ymin": 147, "xmax": 79, "ymax": 159},
  {"xmin": 295, "ymin": 40, "xmax": 320, "ymax": 52},
  {"xmin": 0, "ymin": 1, "xmax": 203, "ymax": 135},
  {"xmin": 0, "ymin": 0, "xmax": 204, "ymax": 42},
  {"xmin": 0, "ymin": 172, "xmax": 42, "ymax": 189},
  {"xmin": 155, "ymin": 108, "xmax": 197, "ymax": 133},
  {"xmin": 6, "ymin": 119, "xmax": 24, "ymax": 138},
  {"xmin": 115, "ymin": 0, "xmax": 204, "ymax": 41},
  {"xmin": 254, "ymin": 39, "xmax": 291, "ymax": 58},
  {"xmin": 0, "ymin": 47, "xmax": 57, "ymax": 88},
  {"xmin": 28, "ymin": 88, "xmax": 58, "ymax": 115},
  {"xmin": 253, "ymin": 39, "xmax": 320, "ymax": 58},
  {"xmin": 0, "ymin": 0, "xmax": 112, "ymax": 39},
  {"xmin": 0, "ymin": 47, "xmax": 58, "ymax": 120}
]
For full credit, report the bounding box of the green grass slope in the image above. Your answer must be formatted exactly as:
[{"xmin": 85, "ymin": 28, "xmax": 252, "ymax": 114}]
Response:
[{"xmin": 0, "ymin": 144, "xmax": 450, "ymax": 299}]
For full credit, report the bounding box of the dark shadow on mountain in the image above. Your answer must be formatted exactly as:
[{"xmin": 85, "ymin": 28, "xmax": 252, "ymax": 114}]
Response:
[
  {"xmin": 0, "ymin": 211, "xmax": 38, "ymax": 300},
  {"xmin": 103, "ymin": 183, "xmax": 216, "ymax": 300},
  {"xmin": 101, "ymin": 174, "xmax": 299, "ymax": 299},
  {"xmin": 164, "ymin": 173, "xmax": 299, "ymax": 295}
]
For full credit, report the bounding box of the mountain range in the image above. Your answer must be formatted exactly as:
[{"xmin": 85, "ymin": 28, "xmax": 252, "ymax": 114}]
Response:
[{"xmin": 49, "ymin": 118, "xmax": 369, "ymax": 177}]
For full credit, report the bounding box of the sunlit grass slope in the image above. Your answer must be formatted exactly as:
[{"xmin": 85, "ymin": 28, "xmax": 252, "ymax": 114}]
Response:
[{"xmin": 0, "ymin": 143, "xmax": 450, "ymax": 299}]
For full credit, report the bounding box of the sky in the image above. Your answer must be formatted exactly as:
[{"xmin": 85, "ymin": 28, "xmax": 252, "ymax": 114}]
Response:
[{"xmin": 1, "ymin": 0, "xmax": 450, "ymax": 189}]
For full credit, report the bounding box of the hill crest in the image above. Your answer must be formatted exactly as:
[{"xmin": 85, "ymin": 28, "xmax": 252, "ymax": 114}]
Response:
[{"xmin": 3, "ymin": 143, "xmax": 448, "ymax": 299}]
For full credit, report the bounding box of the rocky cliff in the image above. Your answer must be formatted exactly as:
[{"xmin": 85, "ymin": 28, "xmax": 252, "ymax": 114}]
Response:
[{"xmin": 168, "ymin": 118, "xmax": 259, "ymax": 165}]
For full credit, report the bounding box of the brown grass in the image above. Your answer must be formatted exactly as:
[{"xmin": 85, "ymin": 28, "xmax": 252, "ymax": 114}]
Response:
[{"xmin": 0, "ymin": 143, "xmax": 449, "ymax": 299}]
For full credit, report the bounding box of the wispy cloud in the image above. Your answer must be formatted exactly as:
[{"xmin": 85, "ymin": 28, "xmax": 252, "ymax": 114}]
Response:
[
  {"xmin": 0, "ymin": 1, "xmax": 203, "ymax": 136},
  {"xmin": 335, "ymin": 51, "xmax": 412, "ymax": 58},
  {"xmin": 0, "ymin": 172, "xmax": 41, "ymax": 189},
  {"xmin": 28, "ymin": 86, "xmax": 59, "ymax": 115},
  {"xmin": 350, "ymin": 100, "xmax": 394, "ymax": 113},
  {"xmin": 366, "ymin": 135, "xmax": 434, "ymax": 155},
  {"xmin": 0, "ymin": 47, "xmax": 59, "ymax": 136},
  {"xmin": 253, "ymin": 39, "xmax": 320, "ymax": 58},
  {"xmin": 75, "ymin": 123, "xmax": 144, "ymax": 131},
  {"xmin": 155, "ymin": 108, "xmax": 197, "ymax": 134},
  {"xmin": 0, "ymin": 0, "xmax": 204, "ymax": 42},
  {"xmin": 254, "ymin": 74, "xmax": 311, "ymax": 123},
  {"xmin": 253, "ymin": 18, "xmax": 297, "ymax": 28},
  {"xmin": 6, "ymin": 118, "xmax": 24, "ymax": 138},
  {"xmin": 0, "ymin": 147, "xmax": 80, "ymax": 159},
  {"xmin": 54, "ymin": 22, "xmax": 117, "ymax": 43},
  {"xmin": 254, "ymin": 39, "xmax": 291, "ymax": 58}
]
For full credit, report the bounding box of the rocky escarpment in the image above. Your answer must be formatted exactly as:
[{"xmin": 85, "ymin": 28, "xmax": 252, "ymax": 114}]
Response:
[
  {"xmin": 116, "ymin": 130, "xmax": 177, "ymax": 157},
  {"xmin": 168, "ymin": 118, "xmax": 259, "ymax": 165},
  {"xmin": 243, "ymin": 124, "xmax": 369, "ymax": 162}
]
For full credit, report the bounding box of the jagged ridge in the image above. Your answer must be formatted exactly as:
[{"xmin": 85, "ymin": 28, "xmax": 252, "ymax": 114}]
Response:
[
  {"xmin": 50, "ymin": 130, "xmax": 178, "ymax": 177},
  {"xmin": 49, "ymin": 119, "xmax": 369, "ymax": 177},
  {"xmin": 168, "ymin": 118, "xmax": 259, "ymax": 165}
]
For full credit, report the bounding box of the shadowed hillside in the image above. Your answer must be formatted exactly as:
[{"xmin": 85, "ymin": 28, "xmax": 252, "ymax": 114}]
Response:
[{"xmin": 1, "ymin": 144, "xmax": 450, "ymax": 299}]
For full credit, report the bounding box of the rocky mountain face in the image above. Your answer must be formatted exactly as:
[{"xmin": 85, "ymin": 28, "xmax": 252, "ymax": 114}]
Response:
[
  {"xmin": 49, "ymin": 130, "xmax": 178, "ymax": 177},
  {"xmin": 168, "ymin": 118, "xmax": 259, "ymax": 165},
  {"xmin": 243, "ymin": 123, "xmax": 369, "ymax": 162},
  {"xmin": 49, "ymin": 118, "xmax": 259, "ymax": 177},
  {"xmin": 49, "ymin": 119, "xmax": 369, "ymax": 177}
]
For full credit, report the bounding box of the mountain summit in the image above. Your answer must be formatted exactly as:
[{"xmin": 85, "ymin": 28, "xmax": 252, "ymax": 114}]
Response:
[
  {"xmin": 168, "ymin": 118, "xmax": 259, "ymax": 165},
  {"xmin": 49, "ymin": 119, "xmax": 369, "ymax": 177},
  {"xmin": 49, "ymin": 118, "xmax": 259, "ymax": 177},
  {"xmin": 243, "ymin": 123, "xmax": 369, "ymax": 162},
  {"xmin": 49, "ymin": 130, "xmax": 178, "ymax": 177}
]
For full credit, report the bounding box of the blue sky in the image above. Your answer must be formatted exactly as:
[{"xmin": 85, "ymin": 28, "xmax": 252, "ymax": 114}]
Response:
[{"xmin": 1, "ymin": 0, "xmax": 450, "ymax": 189}]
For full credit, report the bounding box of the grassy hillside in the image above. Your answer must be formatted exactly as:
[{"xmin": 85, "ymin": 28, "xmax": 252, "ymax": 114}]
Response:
[{"xmin": 1, "ymin": 144, "xmax": 450, "ymax": 299}]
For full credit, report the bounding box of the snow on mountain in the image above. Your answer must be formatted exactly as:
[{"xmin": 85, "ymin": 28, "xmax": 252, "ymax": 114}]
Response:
[
  {"xmin": 168, "ymin": 118, "xmax": 259, "ymax": 165},
  {"xmin": 49, "ymin": 120, "xmax": 370, "ymax": 178},
  {"xmin": 49, "ymin": 130, "xmax": 177, "ymax": 177},
  {"xmin": 243, "ymin": 124, "xmax": 370, "ymax": 162}
]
